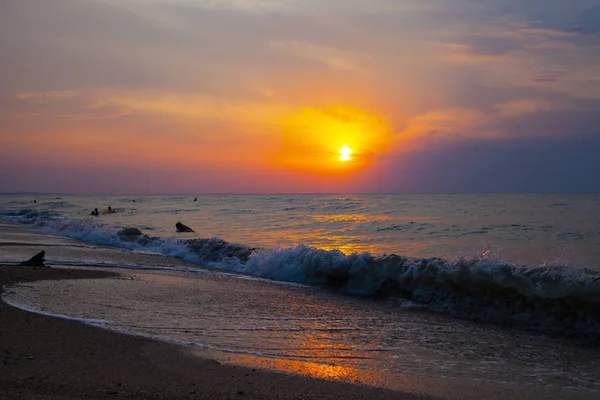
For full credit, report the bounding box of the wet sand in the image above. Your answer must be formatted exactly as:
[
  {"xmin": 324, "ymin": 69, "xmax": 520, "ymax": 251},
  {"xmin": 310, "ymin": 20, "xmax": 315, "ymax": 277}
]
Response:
[
  {"xmin": 1, "ymin": 265, "xmax": 438, "ymax": 400},
  {"xmin": 0, "ymin": 220, "xmax": 598, "ymax": 400}
]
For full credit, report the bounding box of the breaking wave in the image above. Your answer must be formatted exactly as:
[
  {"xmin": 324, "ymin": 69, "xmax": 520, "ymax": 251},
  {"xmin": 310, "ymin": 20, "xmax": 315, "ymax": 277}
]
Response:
[{"xmin": 3, "ymin": 209, "xmax": 600, "ymax": 339}]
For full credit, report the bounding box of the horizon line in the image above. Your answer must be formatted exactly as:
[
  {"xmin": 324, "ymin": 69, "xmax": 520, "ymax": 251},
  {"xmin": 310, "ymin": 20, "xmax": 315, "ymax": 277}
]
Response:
[{"xmin": 1, "ymin": 191, "xmax": 599, "ymax": 196}]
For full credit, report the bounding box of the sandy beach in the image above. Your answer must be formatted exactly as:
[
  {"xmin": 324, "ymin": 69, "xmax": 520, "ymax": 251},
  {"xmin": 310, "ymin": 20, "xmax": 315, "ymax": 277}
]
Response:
[
  {"xmin": 0, "ymin": 265, "xmax": 438, "ymax": 400},
  {"xmin": 1, "ymin": 220, "xmax": 598, "ymax": 400}
]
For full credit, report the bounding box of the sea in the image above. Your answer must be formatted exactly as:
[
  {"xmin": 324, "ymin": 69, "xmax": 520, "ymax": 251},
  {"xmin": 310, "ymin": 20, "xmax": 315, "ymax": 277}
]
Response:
[{"xmin": 1, "ymin": 194, "xmax": 600, "ymax": 395}]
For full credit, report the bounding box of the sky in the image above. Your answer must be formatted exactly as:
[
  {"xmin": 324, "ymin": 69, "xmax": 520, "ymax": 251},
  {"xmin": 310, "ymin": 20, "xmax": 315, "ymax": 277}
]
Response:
[{"xmin": 1, "ymin": 0, "xmax": 600, "ymax": 194}]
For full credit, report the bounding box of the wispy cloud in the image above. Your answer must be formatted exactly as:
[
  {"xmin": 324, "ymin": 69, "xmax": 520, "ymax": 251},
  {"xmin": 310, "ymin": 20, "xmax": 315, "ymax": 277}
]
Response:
[
  {"xmin": 433, "ymin": 17, "xmax": 600, "ymax": 100},
  {"xmin": 395, "ymin": 108, "xmax": 491, "ymax": 152},
  {"xmin": 437, "ymin": 43, "xmax": 510, "ymax": 64},
  {"xmin": 15, "ymin": 90, "xmax": 80, "ymax": 100},
  {"xmin": 93, "ymin": 92, "xmax": 291, "ymax": 124},
  {"xmin": 493, "ymin": 99, "xmax": 564, "ymax": 118},
  {"xmin": 92, "ymin": 0, "xmax": 295, "ymax": 15},
  {"xmin": 270, "ymin": 40, "xmax": 363, "ymax": 73}
]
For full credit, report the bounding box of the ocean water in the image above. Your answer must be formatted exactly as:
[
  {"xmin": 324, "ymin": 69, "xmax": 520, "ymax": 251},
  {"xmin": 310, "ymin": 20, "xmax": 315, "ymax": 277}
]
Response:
[
  {"xmin": 2, "ymin": 194, "xmax": 600, "ymax": 266},
  {"xmin": 1, "ymin": 194, "xmax": 600, "ymax": 394}
]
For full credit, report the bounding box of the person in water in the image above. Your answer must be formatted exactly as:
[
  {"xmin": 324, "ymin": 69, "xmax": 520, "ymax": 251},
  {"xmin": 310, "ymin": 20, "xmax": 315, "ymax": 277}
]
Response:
[
  {"xmin": 175, "ymin": 222, "xmax": 195, "ymax": 233},
  {"xmin": 108, "ymin": 206, "xmax": 112, "ymax": 211},
  {"xmin": 91, "ymin": 208, "xmax": 99, "ymax": 216}
]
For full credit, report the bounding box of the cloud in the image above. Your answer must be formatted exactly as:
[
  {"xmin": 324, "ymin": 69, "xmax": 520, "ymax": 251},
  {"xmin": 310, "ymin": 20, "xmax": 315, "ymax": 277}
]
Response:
[
  {"xmin": 364, "ymin": 130, "xmax": 600, "ymax": 194},
  {"xmin": 15, "ymin": 90, "xmax": 80, "ymax": 100},
  {"xmin": 395, "ymin": 108, "xmax": 490, "ymax": 151},
  {"xmin": 437, "ymin": 43, "xmax": 510, "ymax": 64},
  {"xmin": 90, "ymin": 92, "xmax": 291, "ymax": 125},
  {"xmin": 493, "ymin": 99, "xmax": 567, "ymax": 118},
  {"xmin": 3, "ymin": 0, "xmax": 600, "ymax": 194},
  {"xmin": 92, "ymin": 0, "xmax": 294, "ymax": 14},
  {"xmin": 52, "ymin": 111, "xmax": 133, "ymax": 121},
  {"xmin": 270, "ymin": 40, "xmax": 363, "ymax": 72},
  {"xmin": 10, "ymin": 87, "xmax": 294, "ymax": 123}
]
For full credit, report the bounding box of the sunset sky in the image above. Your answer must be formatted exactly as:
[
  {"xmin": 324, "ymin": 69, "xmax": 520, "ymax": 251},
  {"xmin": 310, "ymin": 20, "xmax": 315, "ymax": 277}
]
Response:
[{"xmin": 2, "ymin": 0, "xmax": 600, "ymax": 194}]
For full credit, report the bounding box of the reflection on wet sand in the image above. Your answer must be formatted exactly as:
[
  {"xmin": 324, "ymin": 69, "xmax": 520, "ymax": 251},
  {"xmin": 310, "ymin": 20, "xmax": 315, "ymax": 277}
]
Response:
[
  {"xmin": 198, "ymin": 351, "xmax": 387, "ymax": 389},
  {"xmin": 7, "ymin": 266, "xmax": 600, "ymax": 396},
  {"xmin": 194, "ymin": 319, "xmax": 387, "ymax": 387}
]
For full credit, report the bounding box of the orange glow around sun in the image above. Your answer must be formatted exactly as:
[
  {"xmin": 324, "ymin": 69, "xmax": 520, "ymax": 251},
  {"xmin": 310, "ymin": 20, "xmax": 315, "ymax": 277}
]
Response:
[{"xmin": 271, "ymin": 106, "xmax": 392, "ymax": 175}]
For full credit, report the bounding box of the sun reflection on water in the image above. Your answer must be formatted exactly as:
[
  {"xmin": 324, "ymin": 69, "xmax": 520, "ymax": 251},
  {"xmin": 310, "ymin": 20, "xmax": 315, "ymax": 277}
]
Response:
[
  {"xmin": 195, "ymin": 352, "xmax": 386, "ymax": 389},
  {"xmin": 191, "ymin": 313, "xmax": 390, "ymax": 387}
]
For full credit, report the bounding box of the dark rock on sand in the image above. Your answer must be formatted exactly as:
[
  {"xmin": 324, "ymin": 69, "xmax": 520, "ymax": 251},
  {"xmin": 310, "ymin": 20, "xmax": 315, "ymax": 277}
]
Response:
[{"xmin": 19, "ymin": 251, "xmax": 46, "ymax": 267}]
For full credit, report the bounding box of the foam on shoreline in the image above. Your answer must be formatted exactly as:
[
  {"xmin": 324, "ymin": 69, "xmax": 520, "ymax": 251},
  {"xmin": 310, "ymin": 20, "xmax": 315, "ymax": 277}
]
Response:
[{"xmin": 3, "ymin": 211, "xmax": 600, "ymax": 338}]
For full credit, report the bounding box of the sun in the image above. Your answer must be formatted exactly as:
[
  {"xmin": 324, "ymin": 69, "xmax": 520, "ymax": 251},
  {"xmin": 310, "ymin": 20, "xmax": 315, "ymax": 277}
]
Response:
[
  {"xmin": 339, "ymin": 144, "xmax": 352, "ymax": 162},
  {"xmin": 272, "ymin": 105, "xmax": 393, "ymax": 175}
]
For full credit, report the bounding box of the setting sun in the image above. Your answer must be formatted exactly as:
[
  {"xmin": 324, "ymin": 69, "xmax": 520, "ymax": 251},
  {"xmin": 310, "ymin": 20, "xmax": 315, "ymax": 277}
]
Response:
[
  {"xmin": 271, "ymin": 106, "xmax": 393, "ymax": 175},
  {"xmin": 339, "ymin": 145, "xmax": 352, "ymax": 162}
]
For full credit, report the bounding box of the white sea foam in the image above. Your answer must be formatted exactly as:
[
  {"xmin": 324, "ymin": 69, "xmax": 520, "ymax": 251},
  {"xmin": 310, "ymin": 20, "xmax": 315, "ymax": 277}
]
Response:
[{"xmin": 2, "ymin": 195, "xmax": 600, "ymax": 337}]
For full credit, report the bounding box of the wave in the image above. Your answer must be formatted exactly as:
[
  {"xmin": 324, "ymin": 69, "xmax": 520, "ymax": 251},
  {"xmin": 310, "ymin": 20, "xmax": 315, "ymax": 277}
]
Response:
[
  {"xmin": 2, "ymin": 209, "xmax": 600, "ymax": 339},
  {"xmin": 216, "ymin": 208, "xmax": 260, "ymax": 215},
  {"xmin": 377, "ymin": 222, "xmax": 431, "ymax": 232}
]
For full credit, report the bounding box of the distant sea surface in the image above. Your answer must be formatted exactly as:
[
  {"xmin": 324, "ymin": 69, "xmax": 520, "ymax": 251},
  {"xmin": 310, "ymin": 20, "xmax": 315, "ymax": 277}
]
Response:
[
  {"xmin": 2, "ymin": 193, "xmax": 599, "ymax": 266},
  {"xmin": 1, "ymin": 194, "xmax": 600, "ymax": 394}
]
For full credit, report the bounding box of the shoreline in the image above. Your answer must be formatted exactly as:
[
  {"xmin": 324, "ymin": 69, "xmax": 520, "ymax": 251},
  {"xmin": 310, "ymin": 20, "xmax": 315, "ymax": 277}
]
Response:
[
  {"xmin": 2, "ymin": 267, "xmax": 599, "ymax": 400},
  {"xmin": 0, "ymin": 265, "xmax": 428, "ymax": 400},
  {"xmin": 0, "ymin": 219, "xmax": 599, "ymax": 399}
]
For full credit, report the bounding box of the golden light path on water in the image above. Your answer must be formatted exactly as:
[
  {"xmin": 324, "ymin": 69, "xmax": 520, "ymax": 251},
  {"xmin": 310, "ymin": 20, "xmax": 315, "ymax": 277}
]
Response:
[
  {"xmin": 203, "ymin": 351, "xmax": 389, "ymax": 388},
  {"xmin": 287, "ymin": 212, "xmax": 438, "ymax": 255}
]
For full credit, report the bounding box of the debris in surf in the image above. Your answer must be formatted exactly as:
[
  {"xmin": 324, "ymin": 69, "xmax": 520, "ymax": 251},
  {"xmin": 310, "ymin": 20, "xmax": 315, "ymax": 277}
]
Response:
[{"xmin": 19, "ymin": 251, "xmax": 47, "ymax": 267}]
